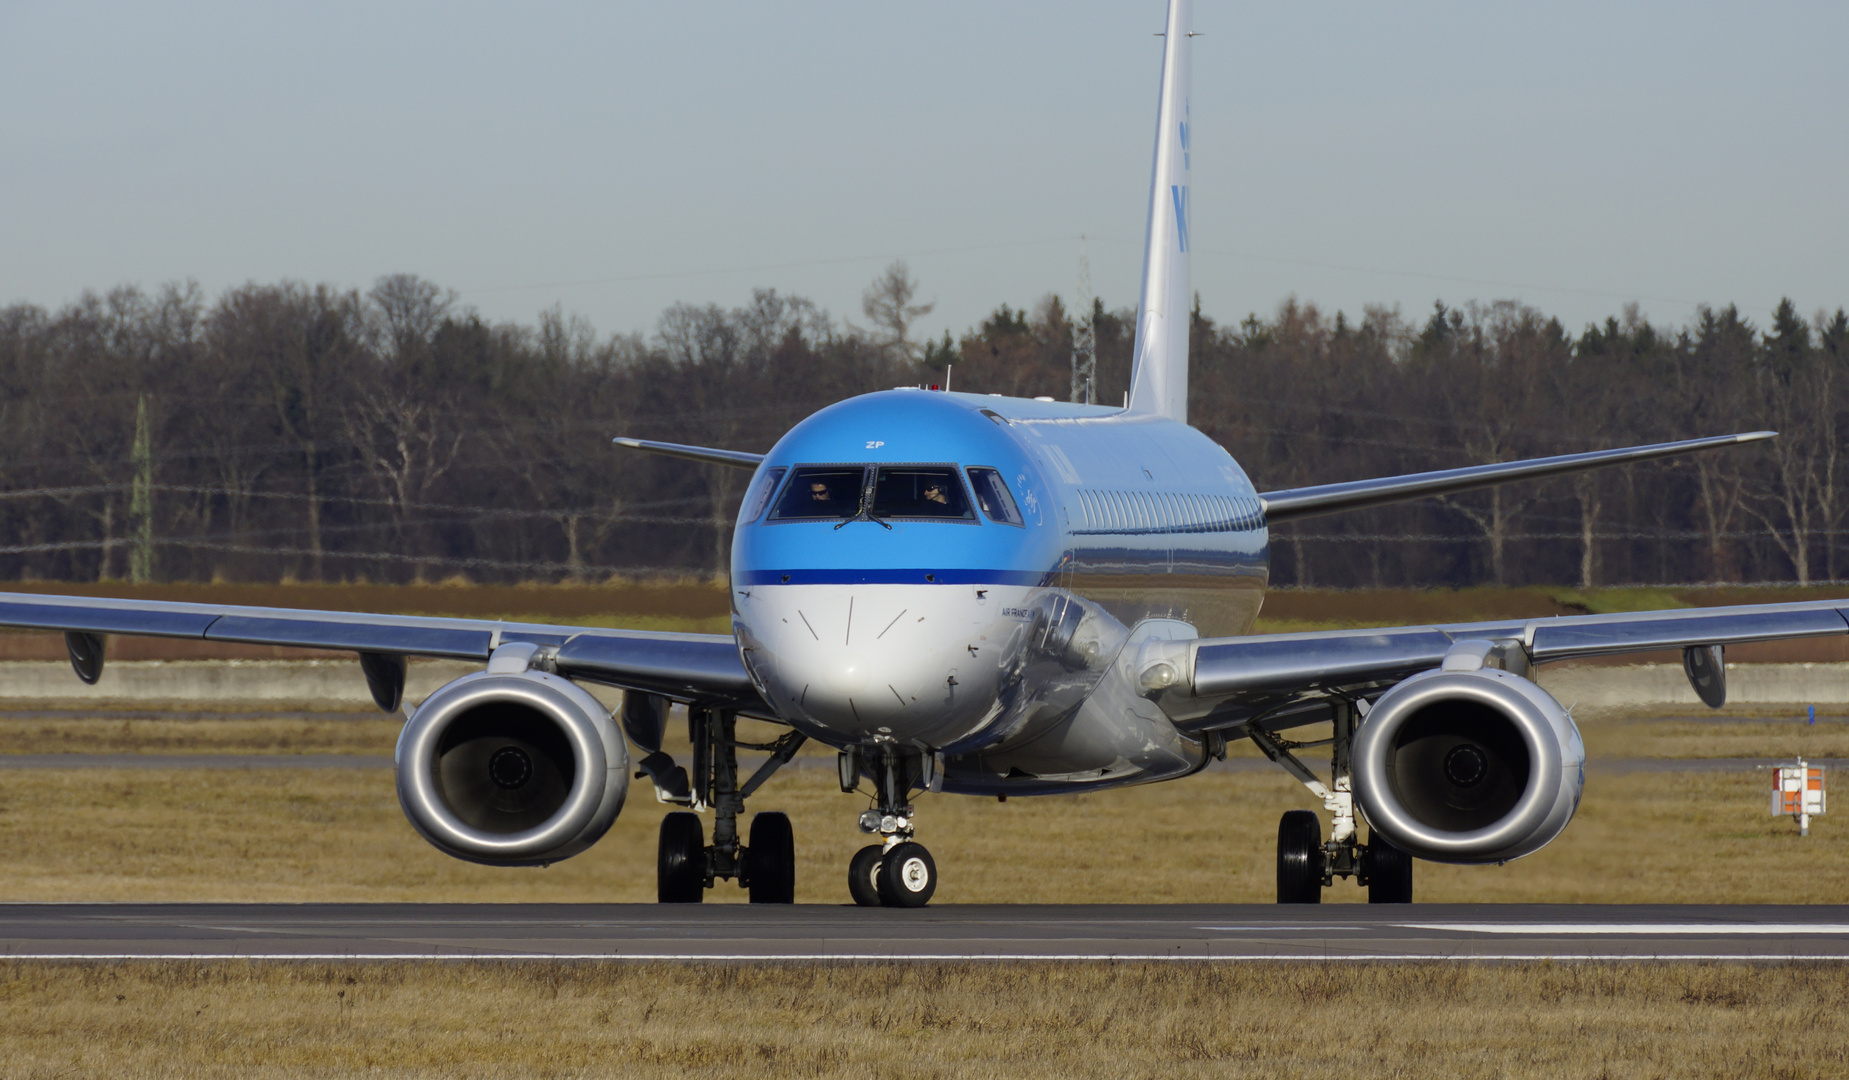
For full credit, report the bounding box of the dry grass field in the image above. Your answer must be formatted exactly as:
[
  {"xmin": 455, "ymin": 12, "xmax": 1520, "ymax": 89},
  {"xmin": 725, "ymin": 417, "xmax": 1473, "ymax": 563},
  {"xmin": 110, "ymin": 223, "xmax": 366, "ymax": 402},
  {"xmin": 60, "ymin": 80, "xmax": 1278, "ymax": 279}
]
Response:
[
  {"xmin": 2, "ymin": 959, "xmax": 1847, "ymax": 1078},
  {"xmin": 0, "ymin": 750, "xmax": 1843, "ymax": 905},
  {"xmin": 0, "ymin": 709, "xmax": 403, "ymax": 755}
]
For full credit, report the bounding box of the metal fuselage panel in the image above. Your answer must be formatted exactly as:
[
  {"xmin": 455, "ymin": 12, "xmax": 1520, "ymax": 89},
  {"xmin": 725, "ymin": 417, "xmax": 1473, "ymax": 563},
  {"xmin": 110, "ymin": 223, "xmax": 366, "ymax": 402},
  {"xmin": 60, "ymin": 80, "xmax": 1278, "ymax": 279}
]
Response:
[{"xmin": 729, "ymin": 390, "xmax": 1269, "ymax": 793}]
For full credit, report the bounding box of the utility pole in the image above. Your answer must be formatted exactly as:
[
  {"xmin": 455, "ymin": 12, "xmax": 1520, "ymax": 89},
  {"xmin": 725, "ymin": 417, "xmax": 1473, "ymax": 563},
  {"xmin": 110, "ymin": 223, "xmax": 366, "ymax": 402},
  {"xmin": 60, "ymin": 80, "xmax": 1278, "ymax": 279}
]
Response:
[
  {"xmin": 128, "ymin": 394, "xmax": 153, "ymax": 584},
  {"xmin": 1069, "ymin": 238, "xmax": 1096, "ymax": 404}
]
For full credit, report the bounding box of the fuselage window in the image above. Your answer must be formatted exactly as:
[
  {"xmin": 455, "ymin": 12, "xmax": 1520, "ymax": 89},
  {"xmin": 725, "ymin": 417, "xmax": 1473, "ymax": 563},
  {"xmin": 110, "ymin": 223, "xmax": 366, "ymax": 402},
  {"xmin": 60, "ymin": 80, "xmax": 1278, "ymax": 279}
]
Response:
[
  {"xmin": 966, "ymin": 467, "xmax": 1024, "ymax": 527},
  {"xmin": 770, "ymin": 466, "xmax": 866, "ymax": 520},
  {"xmin": 741, "ymin": 467, "xmax": 788, "ymax": 522},
  {"xmin": 872, "ymin": 466, "xmax": 975, "ymax": 521}
]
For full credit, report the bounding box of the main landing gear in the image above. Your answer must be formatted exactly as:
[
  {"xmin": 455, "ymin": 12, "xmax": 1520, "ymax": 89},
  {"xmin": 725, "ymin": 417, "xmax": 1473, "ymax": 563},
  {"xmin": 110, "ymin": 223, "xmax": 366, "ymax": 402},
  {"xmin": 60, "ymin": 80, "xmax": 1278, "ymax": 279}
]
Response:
[
  {"xmin": 842, "ymin": 746, "xmax": 937, "ymax": 907},
  {"xmin": 1254, "ymin": 698, "xmax": 1415, "ymax": 904},
  {"xmin": 651, "ymin": 707, "xmax": 806, "ymax": 904}
]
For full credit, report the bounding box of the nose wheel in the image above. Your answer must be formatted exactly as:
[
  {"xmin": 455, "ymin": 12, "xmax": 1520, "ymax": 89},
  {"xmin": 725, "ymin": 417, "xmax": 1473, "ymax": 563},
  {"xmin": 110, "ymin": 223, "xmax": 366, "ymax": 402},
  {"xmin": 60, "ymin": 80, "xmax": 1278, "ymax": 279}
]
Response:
[
  {"xmin": 848, "ymin": 844, "xmax": 884, "ymax": 906},
  {"xmin": 842, "ymin": 745, "xmax": 937, "ymax": 907},
  {"xmin": 846, "ymin": 840, "xmax": 937, "ymax": 907}
]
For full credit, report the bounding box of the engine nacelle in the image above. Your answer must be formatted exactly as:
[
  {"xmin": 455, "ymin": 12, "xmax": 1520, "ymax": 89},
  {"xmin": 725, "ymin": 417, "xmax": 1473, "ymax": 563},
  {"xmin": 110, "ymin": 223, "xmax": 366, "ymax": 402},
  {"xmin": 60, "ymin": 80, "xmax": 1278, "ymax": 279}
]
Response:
[
  {"xmin": 1353, "ymin": 668, "xmax": 1585, "ymax": 864},
  {"xmin": 395, "ymin": 670, "xmax": 628, "ymax": 866}
]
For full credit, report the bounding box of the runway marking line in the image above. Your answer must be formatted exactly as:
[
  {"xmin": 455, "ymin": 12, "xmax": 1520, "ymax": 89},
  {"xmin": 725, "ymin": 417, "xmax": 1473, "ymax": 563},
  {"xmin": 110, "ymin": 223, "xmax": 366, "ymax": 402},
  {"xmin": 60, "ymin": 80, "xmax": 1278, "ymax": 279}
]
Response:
[
  {"xmin": 1403, "ymin": 924, "xmax": 1849, "ymax": 936},
  {"xmin": 6, "ymin": 953, "xmax": 1849, "ymax": 962}
]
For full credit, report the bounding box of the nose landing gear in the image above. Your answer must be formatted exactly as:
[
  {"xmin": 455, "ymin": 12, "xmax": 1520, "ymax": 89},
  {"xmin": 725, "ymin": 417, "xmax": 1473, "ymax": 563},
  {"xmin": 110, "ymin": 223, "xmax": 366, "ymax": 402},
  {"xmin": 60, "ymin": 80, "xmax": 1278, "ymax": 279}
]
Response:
[
  {"xmin": 652, "ymin": 707, "xmax": 805, "ymax": 904},
  {"xmin": 843, "ymin": 746, "xmax": 937, "ymax": 907}
]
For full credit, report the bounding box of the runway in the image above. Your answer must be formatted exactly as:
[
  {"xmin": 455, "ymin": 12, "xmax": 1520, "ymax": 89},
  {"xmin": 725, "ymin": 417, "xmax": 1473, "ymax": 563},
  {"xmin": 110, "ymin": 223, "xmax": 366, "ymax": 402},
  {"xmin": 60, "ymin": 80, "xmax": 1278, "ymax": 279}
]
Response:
[{"xmin": 4, "ymin": 904, "xmax": 1848, "ymax": 960}]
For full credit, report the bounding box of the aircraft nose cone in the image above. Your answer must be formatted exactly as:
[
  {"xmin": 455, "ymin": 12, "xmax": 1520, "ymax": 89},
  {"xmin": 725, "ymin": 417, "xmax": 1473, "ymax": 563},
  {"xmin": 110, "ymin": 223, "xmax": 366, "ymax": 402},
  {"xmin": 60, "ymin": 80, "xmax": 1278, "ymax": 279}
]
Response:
[
  {"xmin": 823, "ymin": 652, "xmax": 872, "ymax": 697},
  {"xmin": 736, "ymin": 584, "xmax": 1013, "ymax": 745}
]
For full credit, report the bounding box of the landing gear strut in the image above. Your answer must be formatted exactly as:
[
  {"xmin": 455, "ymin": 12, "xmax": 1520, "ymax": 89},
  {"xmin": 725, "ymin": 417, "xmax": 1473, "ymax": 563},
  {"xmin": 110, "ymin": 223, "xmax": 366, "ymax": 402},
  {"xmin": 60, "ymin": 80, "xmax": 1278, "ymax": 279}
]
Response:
[
  {"xmin": 843, "ymin": 746, "xmax": 937, "ymax": 907},
  {"xmin": 1255, "ymin": 698, "xmax": 1415, "ymax": 904},
  {"xmin": 651, "ymin": 707, "xmax": 804, "ymax": 904}
]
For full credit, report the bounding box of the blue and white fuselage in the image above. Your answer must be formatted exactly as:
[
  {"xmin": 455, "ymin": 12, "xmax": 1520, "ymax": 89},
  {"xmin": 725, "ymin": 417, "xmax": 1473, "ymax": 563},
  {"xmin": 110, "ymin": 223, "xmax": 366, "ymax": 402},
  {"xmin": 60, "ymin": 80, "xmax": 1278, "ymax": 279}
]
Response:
[{"xmin": 731, "ymin": 388, "xmax": 1268, "ymax": 794}]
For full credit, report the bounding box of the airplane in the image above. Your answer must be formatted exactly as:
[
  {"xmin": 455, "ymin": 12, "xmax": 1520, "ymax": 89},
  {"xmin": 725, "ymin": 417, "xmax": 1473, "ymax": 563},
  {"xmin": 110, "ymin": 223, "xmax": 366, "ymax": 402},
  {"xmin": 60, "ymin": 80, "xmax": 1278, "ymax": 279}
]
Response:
[{"xmin": 2, "ymin": 0, "xmax": 1837, "ymax": 908}]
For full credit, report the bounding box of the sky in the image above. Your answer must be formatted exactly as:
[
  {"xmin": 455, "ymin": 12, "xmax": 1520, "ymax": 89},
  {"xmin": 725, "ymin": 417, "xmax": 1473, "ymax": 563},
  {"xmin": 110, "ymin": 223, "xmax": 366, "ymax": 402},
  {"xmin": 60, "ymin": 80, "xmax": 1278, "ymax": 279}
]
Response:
[{"xmin": 3, "ymin": 1, "xmax": 1845, "ymax": 344}]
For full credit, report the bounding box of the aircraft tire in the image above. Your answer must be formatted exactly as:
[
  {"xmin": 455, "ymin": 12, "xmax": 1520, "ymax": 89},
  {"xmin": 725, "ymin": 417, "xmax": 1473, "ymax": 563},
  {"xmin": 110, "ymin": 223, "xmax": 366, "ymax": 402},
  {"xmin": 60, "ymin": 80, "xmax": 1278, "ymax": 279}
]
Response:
[
  {"xmin": 1365, "ymin": 836, "xmax": 1414, "ymax": 904},
  {"xmin": 876, "ymin": 841, "xmax": 937, "ymax": 908},
  {"xmin": 658, "ymin": 812, "xmax": 706, "ymax": 903},
  {"xmin": 848, "ymin": 844, "xmax": 885, "ymax": 907},
  {"xmin": 745, "ymin": 811, "xmax": 796, "ymax": 904},
  {"xmin": 1276, "ymin": 810, "xmax": 1324, "ymax": 904}
]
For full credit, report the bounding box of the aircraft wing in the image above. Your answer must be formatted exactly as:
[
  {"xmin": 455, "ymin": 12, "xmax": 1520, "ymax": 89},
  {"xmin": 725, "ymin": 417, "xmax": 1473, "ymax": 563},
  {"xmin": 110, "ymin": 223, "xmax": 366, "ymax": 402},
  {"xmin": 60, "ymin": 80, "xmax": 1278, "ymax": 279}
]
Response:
[
  {"xmin": 1144, "ymin": 598, "xmax": 1849, "ymax": 732},
  {"xmin": 0, "ymin": 591, "xmax": 762, "ymax": 711},
  {"xmin": 612, "ymin": 437, "xmax": 764, "ymax": 469},
  {"xmin": 1258, "ymin": 432, "xmax": 1773, "ymax": 523}
]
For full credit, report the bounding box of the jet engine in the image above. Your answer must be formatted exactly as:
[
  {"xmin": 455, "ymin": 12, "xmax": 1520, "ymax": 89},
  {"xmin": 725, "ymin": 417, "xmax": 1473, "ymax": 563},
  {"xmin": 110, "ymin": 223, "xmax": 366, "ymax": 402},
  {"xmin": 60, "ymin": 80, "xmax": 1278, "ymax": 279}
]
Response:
[
  {"xmin": 1352, "ymin": 667, "xmax": 1584, "ymax": 864},
  {"xmin": 395, "ymin": 668, "xmax": 628, "ymax": 866}
]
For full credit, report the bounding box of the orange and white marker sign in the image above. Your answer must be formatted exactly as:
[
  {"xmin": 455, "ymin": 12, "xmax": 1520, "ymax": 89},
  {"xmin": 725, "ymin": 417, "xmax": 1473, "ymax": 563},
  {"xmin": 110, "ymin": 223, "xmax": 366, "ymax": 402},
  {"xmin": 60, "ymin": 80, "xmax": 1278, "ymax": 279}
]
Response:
[{"xmin": 1770, "ymin": 758, "xmax": 1825, "ymax": 836}]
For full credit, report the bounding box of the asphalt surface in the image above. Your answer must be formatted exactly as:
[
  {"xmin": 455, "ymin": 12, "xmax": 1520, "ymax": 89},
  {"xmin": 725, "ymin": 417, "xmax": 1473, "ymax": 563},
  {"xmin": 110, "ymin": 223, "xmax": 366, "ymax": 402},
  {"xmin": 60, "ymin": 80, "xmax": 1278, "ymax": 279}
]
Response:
[{"xmin": 4, "ymin": 904, "xmax": 1848, "ymax": 960}]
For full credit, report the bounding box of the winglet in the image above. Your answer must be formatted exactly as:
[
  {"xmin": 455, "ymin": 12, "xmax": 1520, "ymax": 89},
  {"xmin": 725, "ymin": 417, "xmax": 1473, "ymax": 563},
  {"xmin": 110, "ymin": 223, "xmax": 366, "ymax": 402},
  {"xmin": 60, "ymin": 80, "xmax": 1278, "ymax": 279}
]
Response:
[
  {"xmin": 1125, "ymin": 0, "xmax": 1193, "ymax": 423},
  {"xmin": 612, "ymin": 437, "xmax": 765, "ymax": 470}
]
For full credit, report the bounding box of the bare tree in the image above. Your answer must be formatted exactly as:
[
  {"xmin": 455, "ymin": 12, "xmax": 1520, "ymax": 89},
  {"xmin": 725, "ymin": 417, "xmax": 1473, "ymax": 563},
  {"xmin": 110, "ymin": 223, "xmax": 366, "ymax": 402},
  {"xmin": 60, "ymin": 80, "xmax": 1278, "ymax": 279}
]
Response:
[
  {"xmin": 1743, "ymin": 300, "xmax": 1836, "ymax": 584},
  {"xmin": 859, "ymin": 261, "xmax": 934, "ymax": 361},
  {"xmin": 343, "ymin": 392, "xmax": 464, "ymax": 581},
  {"xmin": 369, "ymin": 274, "xmax": 456, "ymax": 366}
]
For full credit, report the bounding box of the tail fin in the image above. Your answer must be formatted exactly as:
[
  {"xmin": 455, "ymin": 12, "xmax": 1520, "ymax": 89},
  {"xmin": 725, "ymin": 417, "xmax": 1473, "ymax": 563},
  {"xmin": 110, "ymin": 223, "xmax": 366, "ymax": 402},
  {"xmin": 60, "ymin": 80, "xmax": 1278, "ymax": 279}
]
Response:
[{"xmin": 1125, "ymin": 0, "xmax": 1192, "ymax": 422}]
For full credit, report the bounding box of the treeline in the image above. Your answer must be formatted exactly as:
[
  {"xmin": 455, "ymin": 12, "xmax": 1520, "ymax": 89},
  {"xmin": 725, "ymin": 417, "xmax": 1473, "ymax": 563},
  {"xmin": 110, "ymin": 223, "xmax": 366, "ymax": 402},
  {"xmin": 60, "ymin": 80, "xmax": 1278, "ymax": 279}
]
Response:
[{"xmin": 0, "ymin": 266, "xmax": 1843, "ymax": 589}]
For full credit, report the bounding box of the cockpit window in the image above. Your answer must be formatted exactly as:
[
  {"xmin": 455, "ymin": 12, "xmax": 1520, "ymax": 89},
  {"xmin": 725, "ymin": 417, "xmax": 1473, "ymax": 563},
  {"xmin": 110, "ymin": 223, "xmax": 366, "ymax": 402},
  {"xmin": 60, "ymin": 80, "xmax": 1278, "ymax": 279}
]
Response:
[
  {"xmin": 741, "ymin": 467, "xmax": 787, "ymax": 522},
  {"xmin": 966, "ymin": 467, "xmax": 1023, "ymax": 526},
  {"xmin": 870, "ymin": 466, "xmax": 974, "ymax": 520},
  {"xmin": 769, "ymin": 466, "xmax": 866, "ymax": 520}
]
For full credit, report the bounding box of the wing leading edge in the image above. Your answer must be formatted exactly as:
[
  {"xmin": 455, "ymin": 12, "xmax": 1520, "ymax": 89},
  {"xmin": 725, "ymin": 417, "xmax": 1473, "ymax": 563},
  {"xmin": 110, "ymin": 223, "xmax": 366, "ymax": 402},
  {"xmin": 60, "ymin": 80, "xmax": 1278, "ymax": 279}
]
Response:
[
  {"xmin": 612, "ymin": 437, "xmax": 764, "ymax": 470},
  {"xmin": 1144, "ymin": 599, "xmax": 1849, "ymax": 730},
  {"xmin": 1259, "ymin": 431, "xmax": 1774, "ymax": 524},
  {"xmin": 0, "ymin": 591, "xmax": 762, "ymax": 710}
]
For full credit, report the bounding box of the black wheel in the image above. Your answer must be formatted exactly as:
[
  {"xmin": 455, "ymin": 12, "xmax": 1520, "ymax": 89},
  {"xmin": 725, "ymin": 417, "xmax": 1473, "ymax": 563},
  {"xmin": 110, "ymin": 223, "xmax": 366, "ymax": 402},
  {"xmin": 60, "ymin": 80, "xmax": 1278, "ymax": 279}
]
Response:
[
  {"xmin": 848, "ymin": 844, "xmax": 884, "ymax": 907},
  {"xmin": 1276, "ymin": 810, "xmax": 1324, "ymax": 905},
  {"xmin": 745, "ymin": 811, "xmax": 795, "ymax": 904},
  {"xmin": 657, "ymin": 812, "xmax": 706, "ymax": 903},
  {"xmin": 1365, "ymin": 835, "xmax": 1414, "ymax": 904},
  {"xmin": 876, "ymin": 841, "xmax": 936, "ymax": 908}
]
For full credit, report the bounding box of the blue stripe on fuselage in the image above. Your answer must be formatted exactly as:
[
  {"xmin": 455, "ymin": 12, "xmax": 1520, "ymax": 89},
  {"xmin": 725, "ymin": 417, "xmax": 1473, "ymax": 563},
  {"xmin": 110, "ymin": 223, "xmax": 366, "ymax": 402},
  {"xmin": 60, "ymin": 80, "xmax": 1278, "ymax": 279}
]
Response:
[{"xmin": 736, "ymin": 568, "xmax": 1052, "ymax": 587}]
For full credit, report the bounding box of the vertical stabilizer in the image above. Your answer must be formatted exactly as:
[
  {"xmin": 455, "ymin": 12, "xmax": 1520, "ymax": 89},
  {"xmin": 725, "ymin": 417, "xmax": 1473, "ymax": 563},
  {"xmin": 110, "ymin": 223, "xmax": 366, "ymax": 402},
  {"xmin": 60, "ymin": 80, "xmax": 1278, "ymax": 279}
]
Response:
[{"xmin": 1125, "ymin": 0, "xmax": 1192, "ymax": 422}]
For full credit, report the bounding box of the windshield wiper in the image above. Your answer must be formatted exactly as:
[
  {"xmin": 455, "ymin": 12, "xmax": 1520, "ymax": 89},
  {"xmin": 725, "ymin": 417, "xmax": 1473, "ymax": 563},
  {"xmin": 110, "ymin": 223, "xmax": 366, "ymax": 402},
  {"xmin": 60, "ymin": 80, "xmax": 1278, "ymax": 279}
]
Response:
[{"xmin": 834, "ymin": 490, "xmax": 892, "ymax": 530}]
